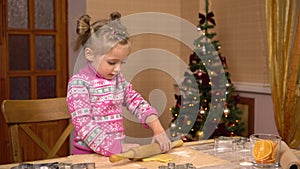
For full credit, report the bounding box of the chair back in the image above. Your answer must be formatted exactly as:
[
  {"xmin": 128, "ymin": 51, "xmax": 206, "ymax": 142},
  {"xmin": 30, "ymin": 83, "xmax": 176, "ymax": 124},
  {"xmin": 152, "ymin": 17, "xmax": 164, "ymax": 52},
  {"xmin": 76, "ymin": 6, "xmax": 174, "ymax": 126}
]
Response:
[{"xmin": 1, "ymin": 97, "xmax": 73, "ymax": 163}]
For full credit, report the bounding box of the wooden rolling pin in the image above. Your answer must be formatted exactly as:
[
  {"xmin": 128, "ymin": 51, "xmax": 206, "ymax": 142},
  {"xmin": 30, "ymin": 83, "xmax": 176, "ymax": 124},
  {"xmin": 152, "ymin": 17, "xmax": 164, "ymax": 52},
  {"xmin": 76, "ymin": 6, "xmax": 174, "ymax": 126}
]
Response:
[{"xmin": 109, "ymin": 140, "xmax": 184, "ymax": 163}]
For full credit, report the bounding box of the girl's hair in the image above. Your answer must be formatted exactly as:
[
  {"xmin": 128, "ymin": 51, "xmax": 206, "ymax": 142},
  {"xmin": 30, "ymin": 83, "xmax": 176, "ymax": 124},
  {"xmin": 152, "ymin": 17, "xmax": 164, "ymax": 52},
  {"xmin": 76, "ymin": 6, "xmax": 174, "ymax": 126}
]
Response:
[{"xmin": 74, "ymin": 12, "xmax": 129, "ymax": 54}]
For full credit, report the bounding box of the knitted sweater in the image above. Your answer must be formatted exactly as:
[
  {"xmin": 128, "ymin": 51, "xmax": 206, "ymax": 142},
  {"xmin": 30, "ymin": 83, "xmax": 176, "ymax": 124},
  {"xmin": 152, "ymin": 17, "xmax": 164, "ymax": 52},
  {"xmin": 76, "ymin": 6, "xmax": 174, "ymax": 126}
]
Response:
[{"xmin": 66, "ymin": 63, "xmax": 157, "ymax": 156}]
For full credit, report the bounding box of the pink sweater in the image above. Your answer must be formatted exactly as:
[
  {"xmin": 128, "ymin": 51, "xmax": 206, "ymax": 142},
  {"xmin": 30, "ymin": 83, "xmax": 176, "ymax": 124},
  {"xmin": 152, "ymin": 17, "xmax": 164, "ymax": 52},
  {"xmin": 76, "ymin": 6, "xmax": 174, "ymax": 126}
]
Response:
[{"xmin": 67, "ymin": 63, "xmax": 157, "ymax": 156}]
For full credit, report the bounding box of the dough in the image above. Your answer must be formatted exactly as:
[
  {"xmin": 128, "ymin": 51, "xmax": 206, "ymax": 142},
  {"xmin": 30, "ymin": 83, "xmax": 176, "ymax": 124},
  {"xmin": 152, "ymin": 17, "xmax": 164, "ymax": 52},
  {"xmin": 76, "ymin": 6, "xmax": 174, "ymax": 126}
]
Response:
[{"xmin": 142, "ymin": 154, "xmax": 172, "ymax": 163}]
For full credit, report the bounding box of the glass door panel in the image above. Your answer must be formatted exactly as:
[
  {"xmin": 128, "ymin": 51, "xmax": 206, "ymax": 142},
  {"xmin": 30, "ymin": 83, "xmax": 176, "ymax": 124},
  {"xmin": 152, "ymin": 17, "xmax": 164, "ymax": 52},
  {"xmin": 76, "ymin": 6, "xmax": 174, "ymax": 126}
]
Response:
[
  {"xmin": 7, "ymin": 0, "xmax": 28, "ymax": 29},
  {"xmin": 9, "ymin": 77, "xmax": 31, "ymax": 99},
  {"xmin": 8, "ymin": 35, "xmax": 30, "ymax": 70},
  {"xmin": 34, "ymin": 0, "xmax": 54, "ymax": 29},
  {"xmin": 35, "ymin": 35, "xmax": 56, "ymax": 70},
  {"xmin": 37, "ymin": 76, "xmax": 56, "ymax": 98}
]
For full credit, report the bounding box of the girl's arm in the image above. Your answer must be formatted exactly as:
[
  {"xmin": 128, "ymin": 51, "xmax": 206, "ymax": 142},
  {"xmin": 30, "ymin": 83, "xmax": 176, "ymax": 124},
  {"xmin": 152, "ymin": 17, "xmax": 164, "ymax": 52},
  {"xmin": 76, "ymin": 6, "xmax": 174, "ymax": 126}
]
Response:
[{"xmin": 122, "ymin": 76, "xmax": 171, "ymax": 152}]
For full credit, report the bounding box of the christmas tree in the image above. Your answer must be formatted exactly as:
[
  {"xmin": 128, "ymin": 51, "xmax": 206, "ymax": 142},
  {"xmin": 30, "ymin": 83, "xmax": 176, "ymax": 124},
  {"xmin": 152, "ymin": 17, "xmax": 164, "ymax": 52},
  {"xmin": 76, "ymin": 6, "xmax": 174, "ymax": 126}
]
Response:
[{"xmin": 170, "ymin": 0, "xmax": 245, "ymax": 141}]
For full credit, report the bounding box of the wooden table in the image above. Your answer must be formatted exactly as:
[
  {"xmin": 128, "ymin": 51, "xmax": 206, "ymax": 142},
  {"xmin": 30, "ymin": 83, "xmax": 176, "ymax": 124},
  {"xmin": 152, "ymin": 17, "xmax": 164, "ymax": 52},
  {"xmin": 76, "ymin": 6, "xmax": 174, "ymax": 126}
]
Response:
[{"xmin": 1, "ymin": 140, "xmax": 299, "ymax": 169}]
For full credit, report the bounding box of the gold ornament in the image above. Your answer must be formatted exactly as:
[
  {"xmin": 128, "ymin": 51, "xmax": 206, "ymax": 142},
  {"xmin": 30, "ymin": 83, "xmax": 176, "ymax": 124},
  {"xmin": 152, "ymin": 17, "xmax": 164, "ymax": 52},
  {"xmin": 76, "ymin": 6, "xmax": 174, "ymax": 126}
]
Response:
[
  {"xmin": 196, "ymin": 130, "xmax": 204, "ymax": 139},
  {"xmin": 187, "ymin": 120, "xmax": 191, "ymax": 126}
]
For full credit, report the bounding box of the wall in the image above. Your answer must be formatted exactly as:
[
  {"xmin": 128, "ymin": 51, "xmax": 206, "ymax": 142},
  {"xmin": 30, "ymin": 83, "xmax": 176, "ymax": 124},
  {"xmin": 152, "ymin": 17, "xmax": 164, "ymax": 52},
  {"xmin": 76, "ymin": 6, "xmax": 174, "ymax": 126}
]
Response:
[
  {"xmin": 67, "ymin": 0, "xmax": 278, "ymax": 140},
  {"xmin": 68, "ymin": 0, "xmax": 86, "ymax": 75},
  {"xmin": 212, "ymin": 0, "xmax": 269, "ymax": 84},
  {"xmin": 237, "ymin": 92, "xmax": 278, "ymax": 135}
]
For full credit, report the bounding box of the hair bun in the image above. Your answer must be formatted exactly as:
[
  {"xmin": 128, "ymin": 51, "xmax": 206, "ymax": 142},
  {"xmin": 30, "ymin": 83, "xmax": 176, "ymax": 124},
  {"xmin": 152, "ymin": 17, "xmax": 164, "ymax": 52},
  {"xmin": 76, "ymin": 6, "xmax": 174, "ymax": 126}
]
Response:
[{"xmin": 110, "ymin": 12, "xmax": 121, "ymax": 20}]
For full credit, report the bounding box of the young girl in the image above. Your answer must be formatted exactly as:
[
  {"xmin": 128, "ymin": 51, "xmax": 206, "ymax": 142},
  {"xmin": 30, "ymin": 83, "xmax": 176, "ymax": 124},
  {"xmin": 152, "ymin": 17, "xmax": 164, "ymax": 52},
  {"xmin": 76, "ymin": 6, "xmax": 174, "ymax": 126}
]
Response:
[{"xmin": 66, "ymin": 12, "xmax": 171, "ymax": 156}]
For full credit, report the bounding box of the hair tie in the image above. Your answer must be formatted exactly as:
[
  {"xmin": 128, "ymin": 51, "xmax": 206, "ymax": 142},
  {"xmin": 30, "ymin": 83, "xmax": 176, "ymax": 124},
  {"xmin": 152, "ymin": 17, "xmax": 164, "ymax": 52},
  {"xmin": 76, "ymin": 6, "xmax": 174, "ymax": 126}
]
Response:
[{"xmin": 77, "ymin": 19, "xmax": 92, "ymax": 35}]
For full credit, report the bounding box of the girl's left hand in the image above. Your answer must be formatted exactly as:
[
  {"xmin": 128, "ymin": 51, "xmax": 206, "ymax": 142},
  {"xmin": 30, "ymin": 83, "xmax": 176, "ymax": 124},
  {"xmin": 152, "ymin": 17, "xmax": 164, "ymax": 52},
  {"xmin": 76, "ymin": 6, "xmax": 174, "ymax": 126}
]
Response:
[
  {"xmin": 152, "ymin": 132, "xmax": 171, "ymax": 153},
  {"xmin": 145, "ymin": 115, "xmax": 171, "ymax": 152}
]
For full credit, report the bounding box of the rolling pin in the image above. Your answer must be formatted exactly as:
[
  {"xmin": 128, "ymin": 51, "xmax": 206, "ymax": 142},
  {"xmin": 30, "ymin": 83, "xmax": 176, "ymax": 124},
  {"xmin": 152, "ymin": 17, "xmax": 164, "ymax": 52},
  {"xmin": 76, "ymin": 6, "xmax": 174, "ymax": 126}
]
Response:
[{"xmin": 109, "ymin": 140, "xmax": 184, "ymax": 163}]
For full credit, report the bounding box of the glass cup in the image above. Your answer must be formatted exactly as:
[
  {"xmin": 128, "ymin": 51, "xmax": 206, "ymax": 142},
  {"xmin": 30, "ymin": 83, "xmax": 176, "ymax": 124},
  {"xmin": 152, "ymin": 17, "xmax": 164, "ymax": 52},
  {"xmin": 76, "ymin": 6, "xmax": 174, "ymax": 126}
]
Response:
[
  {"xmin": 250, "ymin": 133, "xmax": 281, "ymax": 168},
  {"xmin": 214, "ymin": 136, "xmax": 236, "ymax": 152}
]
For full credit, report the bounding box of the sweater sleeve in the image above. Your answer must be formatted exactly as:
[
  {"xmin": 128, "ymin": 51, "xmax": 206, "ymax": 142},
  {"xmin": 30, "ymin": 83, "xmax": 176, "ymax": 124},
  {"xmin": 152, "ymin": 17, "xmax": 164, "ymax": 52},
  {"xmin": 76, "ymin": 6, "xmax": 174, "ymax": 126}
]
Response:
[
  {"xmin": 67, "ymin": 77, "xmax": 122, "ymax": 156},
  {"xmin": 122, "ymin": 80, "xmax": 158, "ymax": 128}
]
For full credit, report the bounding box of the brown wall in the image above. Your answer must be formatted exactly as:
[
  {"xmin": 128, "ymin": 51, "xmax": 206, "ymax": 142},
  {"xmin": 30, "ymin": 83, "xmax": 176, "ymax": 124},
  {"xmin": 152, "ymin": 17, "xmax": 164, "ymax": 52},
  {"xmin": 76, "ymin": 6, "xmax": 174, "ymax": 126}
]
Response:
[{"xmin": 212, "ymin": 0, "xmax": 269, "ymax": 84}]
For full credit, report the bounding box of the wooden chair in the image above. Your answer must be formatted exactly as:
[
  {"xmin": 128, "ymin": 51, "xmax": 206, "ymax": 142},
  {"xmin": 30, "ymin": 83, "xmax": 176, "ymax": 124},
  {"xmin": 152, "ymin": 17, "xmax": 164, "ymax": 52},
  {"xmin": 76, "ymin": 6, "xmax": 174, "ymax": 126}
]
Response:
[{"xmin": 1, "ymin": 97, "xmax": 74, "ymax": 163}]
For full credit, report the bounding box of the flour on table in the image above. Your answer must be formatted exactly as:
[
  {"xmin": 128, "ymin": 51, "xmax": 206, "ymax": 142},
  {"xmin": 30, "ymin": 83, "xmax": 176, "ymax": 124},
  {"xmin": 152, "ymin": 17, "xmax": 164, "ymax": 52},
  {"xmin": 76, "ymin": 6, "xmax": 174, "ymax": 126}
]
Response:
[
  {"xmin": 170, "ymin": 150, "xmax": 191, "ymax": 157},
  {"xmin": 132, "ymin": 163, "xmax": 141, "ymax": 167}
]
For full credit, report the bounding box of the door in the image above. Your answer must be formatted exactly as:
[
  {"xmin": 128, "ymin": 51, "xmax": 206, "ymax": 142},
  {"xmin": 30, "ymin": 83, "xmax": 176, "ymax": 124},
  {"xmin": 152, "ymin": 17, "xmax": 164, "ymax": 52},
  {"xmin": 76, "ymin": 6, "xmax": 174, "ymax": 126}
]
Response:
[{"xmin": 0, "ymin": 0, "xmax": 68, "ymax": 164}]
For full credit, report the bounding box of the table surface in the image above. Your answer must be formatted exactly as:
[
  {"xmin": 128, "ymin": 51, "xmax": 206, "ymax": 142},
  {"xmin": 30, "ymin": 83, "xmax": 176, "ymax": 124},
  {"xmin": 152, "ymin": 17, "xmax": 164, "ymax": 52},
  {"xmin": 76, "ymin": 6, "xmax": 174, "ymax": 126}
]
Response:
[{"xmin": 1, "ymin": 140, "xmax": 300, "ymax": 169}]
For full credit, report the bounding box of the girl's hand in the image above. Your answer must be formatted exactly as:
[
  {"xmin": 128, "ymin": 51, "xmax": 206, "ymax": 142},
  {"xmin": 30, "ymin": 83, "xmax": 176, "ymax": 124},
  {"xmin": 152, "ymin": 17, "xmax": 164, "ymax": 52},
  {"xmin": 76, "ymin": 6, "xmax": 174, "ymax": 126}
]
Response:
[
  {"xmin": 146, "ymin": 115, "xmax": 171, "ymax": 152},
  {"xmin": 152, "ymin": 132, "xmax": 171, "ymax": 153}
]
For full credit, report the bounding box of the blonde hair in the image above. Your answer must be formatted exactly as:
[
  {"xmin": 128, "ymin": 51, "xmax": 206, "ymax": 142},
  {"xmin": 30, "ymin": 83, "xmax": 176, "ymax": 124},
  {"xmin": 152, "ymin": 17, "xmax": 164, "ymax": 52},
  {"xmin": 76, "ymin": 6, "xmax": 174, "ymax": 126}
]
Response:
[{"xmin": 74, "ymin": 12, "xmax": 129, "ymax": 55}]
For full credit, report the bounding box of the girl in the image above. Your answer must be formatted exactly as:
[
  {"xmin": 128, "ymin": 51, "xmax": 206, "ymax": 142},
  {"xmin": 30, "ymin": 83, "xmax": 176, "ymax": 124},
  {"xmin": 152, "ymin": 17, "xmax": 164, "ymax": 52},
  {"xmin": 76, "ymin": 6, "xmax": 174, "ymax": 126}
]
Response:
[{"xmin": 67, "ymin": 12, "xmax": 171, "ymax": 156}]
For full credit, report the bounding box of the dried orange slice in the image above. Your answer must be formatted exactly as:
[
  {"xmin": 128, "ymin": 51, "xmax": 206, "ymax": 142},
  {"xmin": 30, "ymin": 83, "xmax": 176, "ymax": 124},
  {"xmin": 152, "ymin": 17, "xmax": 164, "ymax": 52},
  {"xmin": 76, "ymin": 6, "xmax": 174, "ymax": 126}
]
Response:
[
  {"xmin": 253, "ymin": 140, "xmax": 273, "ymax": 161},
  {"xmin": 270, "ymin": 142, "xmax": 278, "ymax": 160}
]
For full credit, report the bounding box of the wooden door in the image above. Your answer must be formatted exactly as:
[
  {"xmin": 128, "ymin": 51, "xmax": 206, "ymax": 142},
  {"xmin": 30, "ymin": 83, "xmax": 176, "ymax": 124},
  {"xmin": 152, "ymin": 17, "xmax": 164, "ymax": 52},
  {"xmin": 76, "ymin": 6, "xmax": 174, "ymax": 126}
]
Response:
[{"xmin": 0, "ymin": 0, "xmax": 68, "ymax": 164}]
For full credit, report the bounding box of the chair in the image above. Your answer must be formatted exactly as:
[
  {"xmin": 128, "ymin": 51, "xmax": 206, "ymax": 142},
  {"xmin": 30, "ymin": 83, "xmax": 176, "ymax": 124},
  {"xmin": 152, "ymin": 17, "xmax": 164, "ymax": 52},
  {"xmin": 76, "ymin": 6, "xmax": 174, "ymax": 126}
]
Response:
[{"xmin": 1, "ymin": 97, "xmax": 73, "ymax": 163}]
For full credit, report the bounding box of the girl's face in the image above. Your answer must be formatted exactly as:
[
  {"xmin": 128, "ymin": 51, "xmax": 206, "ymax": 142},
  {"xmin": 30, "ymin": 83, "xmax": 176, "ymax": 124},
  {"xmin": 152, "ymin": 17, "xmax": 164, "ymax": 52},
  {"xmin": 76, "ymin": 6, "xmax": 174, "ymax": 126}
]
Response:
[{"xmin": 92, "ymin": 43, "xmax": 130, "ymax": 80}]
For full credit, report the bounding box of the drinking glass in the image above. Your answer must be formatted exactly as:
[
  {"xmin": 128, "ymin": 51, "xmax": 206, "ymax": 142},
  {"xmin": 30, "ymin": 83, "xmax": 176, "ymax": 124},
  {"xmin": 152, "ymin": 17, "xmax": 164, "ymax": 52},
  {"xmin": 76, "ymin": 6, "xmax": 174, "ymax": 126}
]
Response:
[{"xmin": 250, "ymin": 133, "xmax": 281, "ymax": 168}]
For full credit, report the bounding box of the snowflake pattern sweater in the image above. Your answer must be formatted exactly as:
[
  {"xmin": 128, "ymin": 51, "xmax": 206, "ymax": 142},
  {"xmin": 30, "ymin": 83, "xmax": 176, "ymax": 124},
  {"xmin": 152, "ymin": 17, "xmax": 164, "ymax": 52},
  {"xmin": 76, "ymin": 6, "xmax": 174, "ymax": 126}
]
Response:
[{"xmin": 67, "ymin": 63, "xmax": 157, "ymax": 156}]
